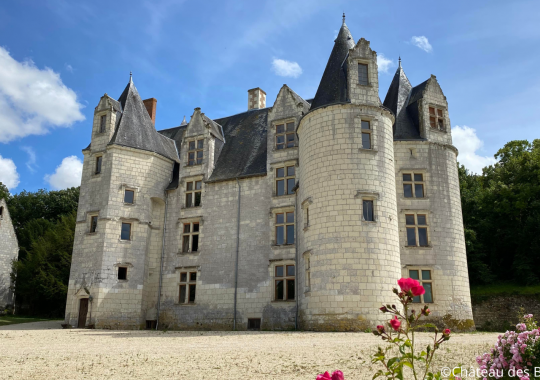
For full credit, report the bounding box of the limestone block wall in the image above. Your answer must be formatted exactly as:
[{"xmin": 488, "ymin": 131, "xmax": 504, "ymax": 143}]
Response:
[
  {"xmin": 297, "ymin": 103, "xmax": 402, "ymax": 331},
  {"xmin": 394, "ymin": 141, "xmax": 473, "ymax": 326},
  {"xmin": 0, "ymin": 199, "xmax": 18, "ymax": 309},
  {"xmin": 158, "ymin": 175, "xmax": 296, "ymax": 330},
  {"xmin": 65, "ymin": 145, "xmax": 174, "ymax": 329}
]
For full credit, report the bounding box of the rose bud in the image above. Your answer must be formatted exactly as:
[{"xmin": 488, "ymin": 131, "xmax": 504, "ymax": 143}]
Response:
[
  {"xmin": 379, "ymin": 306, "xmax": 388, "ymax": 313},
  {"xmin": 443, "ymin": 328, "xmax": 451, "ymax": 336},
  {"xmin": 389, "ymin": 316, "xmax": 401, "ymax": 331}
]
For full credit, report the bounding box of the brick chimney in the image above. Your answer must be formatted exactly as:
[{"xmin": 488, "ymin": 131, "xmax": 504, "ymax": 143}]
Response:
[
  {"xmin": 143, "ymin": 98, "xmax": 157, "ymax": 125},
  {"xmin": 247, "ymin": 88, "xmax": 266, "ymax": 110}
]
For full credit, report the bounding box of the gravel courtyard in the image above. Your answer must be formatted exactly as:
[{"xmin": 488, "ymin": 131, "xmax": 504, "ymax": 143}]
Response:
[{"xmin": 0, "ymin": 321, "xmax": 498, "ymax": 380}]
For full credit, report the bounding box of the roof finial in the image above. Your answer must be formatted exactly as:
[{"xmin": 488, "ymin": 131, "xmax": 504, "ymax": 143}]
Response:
[
  {"xmin": 398, "ymin": 56, "xmax": 401, "ymax": 68},
  {"xmin": 129, "ymin": 71, "xmax": 133, "ymax": 83},
  {"xmin": 342, "ymin": 12, "xmax": 346, "ymax": 24}
]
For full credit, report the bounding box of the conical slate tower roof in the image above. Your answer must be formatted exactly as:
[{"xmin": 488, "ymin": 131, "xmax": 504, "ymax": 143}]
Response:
[
  {"xmin": 310, "ymin": 15, "xmax": 355, "ymax": 110},
  {"xmin": 383, "ymin": 60, "xmax": 422, "ymax": 140},
  {"xmin": 110, "ymin": 77, "xmax": 179, "ymax": 162}
]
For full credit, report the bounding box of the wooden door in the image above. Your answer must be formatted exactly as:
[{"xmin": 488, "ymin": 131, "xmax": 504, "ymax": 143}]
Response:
[{"xmin": 78, "ymin": 298, "xmax": 88, "ymax": 328}]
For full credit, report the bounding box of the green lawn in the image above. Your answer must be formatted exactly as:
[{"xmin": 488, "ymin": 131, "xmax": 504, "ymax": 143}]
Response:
[
  {"xmin": 0, "ymin": 315, "xmax": 58, "ymax": 327},
  {"xmin": 471, "ymin": 284, "xmax": 540, "ymax": 296}
]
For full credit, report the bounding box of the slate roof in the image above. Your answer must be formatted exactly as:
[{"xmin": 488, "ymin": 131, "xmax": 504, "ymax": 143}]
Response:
[
  {"xmin": 310, "ymin": 20, "xmax": 355, "ymax": 110},
  {"xmin": 383, "ymin": 63, "xmax": 427, "ymax": 141},
  {"xmin": 109, "ymin": 80, "xmax": 179, "ymax": 162}
]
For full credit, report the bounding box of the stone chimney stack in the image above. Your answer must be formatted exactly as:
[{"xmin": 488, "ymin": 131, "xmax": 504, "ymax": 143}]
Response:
[
  {"xmin": 247, "ymin": 88, "xmax": 266, "ymax": 110},
  {"xmin": 143, "ymin": 98, "xmax": 157, "ymax": 125}
]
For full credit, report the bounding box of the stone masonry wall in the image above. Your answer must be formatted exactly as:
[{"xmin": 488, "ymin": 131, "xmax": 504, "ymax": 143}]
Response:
[
  {"xmin": 0, "ymin": 198, "xmax": 18, "ymax": 309},
  {"xmin": 472, "ymin": 295, "xmax": 540, "ymax": 331},
  {"xmin": 297, "ymin": 103, "xmax": 402, "ymax": 331}
]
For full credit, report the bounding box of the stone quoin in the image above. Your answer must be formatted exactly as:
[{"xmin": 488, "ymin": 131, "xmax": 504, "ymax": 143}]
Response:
[{"xmin": 64, "ymin": 16, "xmax": 474, "ymax": 331}]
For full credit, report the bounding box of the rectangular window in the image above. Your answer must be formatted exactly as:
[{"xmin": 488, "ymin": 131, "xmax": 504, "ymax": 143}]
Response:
[
  {"xmin": 90, "ymin": 215, "xmax": 98, "ymax": 233},
  {"xmin": 95, "ymin": 156, "xmax": 102, "ymax": 174},
  {"xmin": 179, "ymin": 271, "xmax": 197, "ymax": 304},
  {"xmin": 275, "ymin": 212, "xmax": 294, "ymax": 245},
  {"xmin": 402, "ymin": 173, "xmax": 425, "ymax": 198},
  {"xmin": 121, "ymin": 222, "xmax": 131, "ymax": 241},
  {"xmin": 276, "ymin": 166, "xmax": 295, "ymax": 196},
  {"xmin": 361, "ymin": 120, "xmax": 371, "ymax": 149},
  {"xmin": 185, "ymin": 180, "xmax": 202, "ymax": 207},
  {"xmin": 124, "ymin": 190, "xmax": 135, "ymax": 204},
  {"xmin": 276, "ymin": 122, "xmax": 295, "ymax": 150},
  {"xmin": 304, "ymin": 207, "xmax": 309, "ymax": 228},
  {"xmin": 275, "ymin": 264, "xmax": 295, "ymax": 301},
  {"xmin": 305, "ymin": 255, "xmax": 310, "ymax": 289},
  {"xmin": 405, "ymin": 213, "xmax": 429, "ymax": 247},
  {"xmin": 118, "ymin": 267, "xmax": 127, "ymax": 280},
  {"xmin": 363, "ymin": 200, "xmax": 374, "ymax": 221},
  {"xmin": 100, "ymin": 115, "xmax": 106, "ymax": 133},
  {"xmin": 358, "ymin": 63, "xmax": 368, "ymax": 85},
  {"xmin": 182, "ymin": 222, "xmax": 200, "ymax": 253},
  {"xmin": 429, "ymin": 107, "xmax": 445, "ymax": 131},
  {"xmin": 187, "ymin": 139, "xmax": 204, "ymax": 166},
  {"xmin": 409, "ymin": 269, "xmax": 434, "ymax": 303},
  {"xmin": 247, "ymin": 318, "xmax": 261, "ymax": 330}
]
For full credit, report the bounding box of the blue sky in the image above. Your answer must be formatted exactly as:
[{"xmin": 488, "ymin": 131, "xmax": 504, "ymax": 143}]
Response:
[{"xmin": 0, "ymin": 0, "xmax": 539, "ymax": 193}]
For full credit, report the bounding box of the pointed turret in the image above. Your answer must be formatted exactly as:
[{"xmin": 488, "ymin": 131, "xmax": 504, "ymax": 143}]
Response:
[
  {"xmin": 310, "ymin": 14, "xmax": 355, "ymax": 109},
  {"xmin": 383, "ymin": 59, "xmax": 422, "ymax": 140},
  {"xmin": 110, "ymin": 78, "xmax": 179, "ymax": 162}
]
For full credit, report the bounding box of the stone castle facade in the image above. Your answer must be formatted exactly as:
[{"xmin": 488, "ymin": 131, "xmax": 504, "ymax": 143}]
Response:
[
  {"xmin": 0, "ymin": 198, "xmax": 18, "ymax": 310},
  {"xmin": 64, "ymin": 18, "xmax": 474, "ymax": 330}
]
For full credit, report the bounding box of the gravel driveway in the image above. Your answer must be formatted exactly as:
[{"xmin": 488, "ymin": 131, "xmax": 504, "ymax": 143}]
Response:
[{"xmin": 0, "ymin": 321, "xmax": 498, "ymax": 379}]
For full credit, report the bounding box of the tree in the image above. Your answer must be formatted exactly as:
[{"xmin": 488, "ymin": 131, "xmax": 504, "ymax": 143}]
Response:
[{"xmin": 0, "ymin": 182, "xmax": 10, "ymax": 201}]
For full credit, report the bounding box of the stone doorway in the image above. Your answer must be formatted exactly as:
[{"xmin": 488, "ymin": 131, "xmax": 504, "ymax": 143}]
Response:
[{"xmin": 78, "ymin": 298, "xmax": 88, "ymax": 328}]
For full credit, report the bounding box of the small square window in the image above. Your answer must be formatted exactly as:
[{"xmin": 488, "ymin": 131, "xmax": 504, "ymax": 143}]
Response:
[
  {"xmin": 362, "ymin": 132, "xmax": 371, "ymax": 149},
  {"xmin": 405, "ymin": 213, "xmax": 429, "ymax": 247},
  {"xmin": 90, "ymin": 215, "xmax": 98, "ymax": 233},
  {"xmin": 247, "ymin": 318, "xmax": 261, "ymax": 330},
  {"xmin": 403, "ymin": 173, "xmax": 425, "ymax": 198},
  {"xmin": 118, "ymin": 267, "xmax": 127, "ymax": 280},
  {"xmin": 180, "ymin": 272, "xmax": 187, "ymax": 282},
  {"xmin": 121, "ymin": 223, "xmax": 131, "ymax": 240},
  {"xmin": 124, "ymin": 190, "xmax": 134, "ymax": 204},
  {"xmin": 363, "ymin": 200, "xmax": 374, "ymax": 221}
]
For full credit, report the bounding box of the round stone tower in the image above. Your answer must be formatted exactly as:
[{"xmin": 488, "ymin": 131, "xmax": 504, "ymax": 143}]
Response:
[{"xmin": 297, "ymin": 18, "xmax": 402, "ymax": 330}]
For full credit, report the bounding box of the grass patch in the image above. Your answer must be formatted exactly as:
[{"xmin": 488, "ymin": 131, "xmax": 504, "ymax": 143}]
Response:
[
  {"xmin": 0, "ymin": 315, "xmax": 58, "ymax": 327},
  {"xmin": 471, "ymin": 284, "xmax": 540, "ymax": 296}
]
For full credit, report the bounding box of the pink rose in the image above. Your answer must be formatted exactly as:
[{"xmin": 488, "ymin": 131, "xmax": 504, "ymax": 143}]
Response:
[
  {"xmin": 316, "ymin": 372, "xmax": 332, "ymax": 380},
  {"xmin": 443, "ymin": 328, "xmax": 451, "ymax": 336},
  {"xmin": 390, "ymin": 316, "xmax": 401, "ymax": 331},
  {"xmin": 397, "ymin": 278, "xmax": 425, "ymax": 296},
  {"xmin": 331, "ymin": 370, "xmax": 345, "ymax": 380}
]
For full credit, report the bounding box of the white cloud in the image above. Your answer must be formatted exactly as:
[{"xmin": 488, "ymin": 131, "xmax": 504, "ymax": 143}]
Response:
[
  {"xmin": 452, "ymin": 125, "xmax": 497, "ymax": 174},
  {"xmin": 44, "ymin": 156, "xmax": 83, "ymax": 190},
  {"xmin": 65, "ymin": 63, "xmax": 74, "ymax": 73},
  {"xmin": 0, "ymin": 47, "xmax": 85, "ymax": 143},
  {"xmin": 0, "ymin": 155, "xmax": 20, "ymax": 190},
  {"xmin": 21, "ymin": 146, "xmax": 37, "ymax": 172},
  {"xmin": 377, "ymin": 53, "xmax": 395, "ymax": 73},
  {"xmin": 271, "ymin": 58, "xmax": 303, "ymax": 78},
  {"xmin": 411, "ymin": 36, "xmax": 433, "ymax": 52}
]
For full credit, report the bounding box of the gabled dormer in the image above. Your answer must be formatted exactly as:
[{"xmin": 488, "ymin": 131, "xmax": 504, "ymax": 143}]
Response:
[
  {"xmin": 91, "ymin": 94, "xmax": 122, "ymax": 152},
  {"xmin": 182, "ymin": 107, "xmax": 225, "ymax": 178},
  {"xmin": 406, "ymin": 75, "xmax": 451, "ymax": 145},
  {"xmin": 347, "ymin": 38, "xmax": 380, "ymax": 107}
]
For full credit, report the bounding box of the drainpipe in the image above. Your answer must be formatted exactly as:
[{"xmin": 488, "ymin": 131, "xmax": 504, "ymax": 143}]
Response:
[
  {"xmin": 233, "ymin": 178, "xmax": 241, "ymax": 330},
  {"xmin": 155, "ymin": 191, "xmax": 169, "ymax": 330},
  {"xmin": 293, "ymin": 182, "xmax": 299, "ymax": 331}
]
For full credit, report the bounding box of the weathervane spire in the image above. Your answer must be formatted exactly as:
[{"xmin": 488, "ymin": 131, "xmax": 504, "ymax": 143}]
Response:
[
  {"xmin": 398, "ymin": 56, "xmax": 401, "ymax": 68},
  {"xmin": 129, "ymin": 71, "xmax": 133, "ymax": 83},
  {"xmin": 342, "ymin": 12, "xmax": 346, "ymax": 24}
]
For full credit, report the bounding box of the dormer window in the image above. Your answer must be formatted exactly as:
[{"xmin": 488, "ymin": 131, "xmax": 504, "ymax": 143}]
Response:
[
  {"xmin": 358, "ymin": 63, "xmax": 368, "ymax": 85},
  {"xmin": 429, "ymin": 107, "xmax": 445, "ymax": 131},
  {"xmin": 99, "ymin": 115, "xmax": 106, "ymax": 133},
  {"xmin": 276, "ymin": 123, "xmax": 295, "ymax": 150},
  {"xmin": 188, "ymin": 140, "xmax": 204, "ymax": 166}
]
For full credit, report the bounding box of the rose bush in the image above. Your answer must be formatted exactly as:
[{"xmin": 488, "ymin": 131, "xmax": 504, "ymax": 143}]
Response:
[{"xmin": 476, "ymin": 314, "xmax": 540, "ymax": 380}]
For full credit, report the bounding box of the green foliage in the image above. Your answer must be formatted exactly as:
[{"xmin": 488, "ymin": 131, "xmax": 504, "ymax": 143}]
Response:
[
  {"xmin": 459, "ymin": 139, "xmax": 540, "ymax": 286},
  {"xmin": 11, "ymin": 212, "xmax": 76, "ymax": 317},
  {"xmin": 4, "ymin": 186, "xmax": 80, "ymax": 317},
  {"xmin": 0, "ymin": 182, "xmax": 10, "ymax": 201}
]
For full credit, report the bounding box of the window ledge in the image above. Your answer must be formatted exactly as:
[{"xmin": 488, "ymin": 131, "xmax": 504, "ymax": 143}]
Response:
[
  {"xmin": 177, "ymin": 251, "xmax": 200, "ymax": 256},
  {"xmin": 358, "ymin": 148, "xmax": 378, "ymax": 153},
  {"xmin": 184, "ymin": 163, "xmax": 203, "ymax": 168},
  {"xmin": 123, "ymin": 203, "xmax": 136, "ymax": 206},
  {"xmin": 176, "ymin": 303, "xmax": 197, "ymax": 306},
  {"xmin": 356, "ymin": 83, "xmax": 374, "ymax": 88},
  {"xmin": 429, "ymin": 128, "xmax": 447, "ymax": 134},
  {"xmin": 272, "ymin": 194, "xmax": 295, "ymax": 200},
  {"xmin": 273, "ymin": 146, "xmax": 298, "ymax": 152},
  {"xmin": 117, "ymin": 279, "xmax": 128, "ymax": 283},
  {"xmin": 400, "ymin": 197, "xmax": 429, "ymax": 201},
  {"xmin": 404, "ymin": 245, "xmax": 432, "ymax": 250},
  {"xmin": 271, "ymin": 245, "xmax": 295, "ymax": 250},
  {"xmin": 271, "ymin": 300, "xmax": 296, "ymax": 305},
  {"xmin": 85, "ymin": 232, "xmax": 98, "ymax": 236},
  {"xmin": 118, "ymin": 239, "xmax": 132, "ymax": 244},
  {"xmin": 361, "ymin": 220, "xmax": 378, "ymax": 224},
  {"xmin": 183, "ymin": 205, "xmax": 202, "ymax": 210}
]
